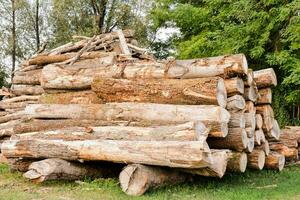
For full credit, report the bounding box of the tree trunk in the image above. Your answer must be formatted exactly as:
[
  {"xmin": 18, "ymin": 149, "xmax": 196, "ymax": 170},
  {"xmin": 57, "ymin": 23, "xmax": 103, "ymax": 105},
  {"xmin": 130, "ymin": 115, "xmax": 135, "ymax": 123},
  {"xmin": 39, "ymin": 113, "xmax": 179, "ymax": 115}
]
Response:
[
  {"xmin": 264, "ymin": 152, "xmax": 285, "ymax": 171},
  {"xmin": 229, "ymin": 112, "xmax": 245, "ymax": 128},
  {"xmin": 35, "ymin": 0, "xmax": 40, "ymax": 51},
  {"xmin": 226, "ymin": 152, "xmax": 247, "ymax": 173},
  {"xmin": 12, "ymin": 69, "xmax": 41, "ymax": 85},
  {"xmin": 23, "ymin": 158, "xmax": 119, "ymax": 183},
  {"xmin": 39, "ymin": 91, "xmax": 102, "ymax": 104},
  {"xmin": 92, "ymin": 77, "xmax": 227, "ymax": 107},
  {"xmin": 0, "ymin": 111, "xmax": 25, "ymax": 124},
  {"xmin": 119, "ymin": 164, "xmax": 188, "ymax": 196},
  {"xmin": 243, "ymin": 85, "xmax": 258, "ymax": 102},
  {"xmin": 1, "ymin": 95, "xmax": 40, "ymax": 104},
  {"xmin": 269, "ymin": 143, "xmax": 298, "ymax": 161},
  {"xmin": 11, "ymin": 0, "xmax": 16, "ymax": 82},
  {"xmin": 255, "ymin": 114, "xmax": 263, "ymax": 129},
  {"xmin": 247, "ymin": 149, "xmax": 265, "ymax": 170},
  {"xmin": 24, "ymin": 103, "xmax": 230, "ymax": 137},
  {"xmin": 0, "ymin": 120, "xmax": 21, "ymax": 137},
  {"xmin": 224, "ymin": 77, "xmax": 244, "ymax": 96},
  {"xmin": 256, "ymin": 105, "xmax": 274, "ymax": 132},
  {"xmin": 0, "ymin": 101, "xmax": 37, "ymax": 110},
  {"xmin": 11, "ymin": 85, "xmax": 44, "ymax": 95},
  {"xmin": 7, "ymin": 158, "xmax": 35, "ymax": 172},
  {"xmin": 2, "ymin": 139, "xmax": 212, "ymax": 168},
  {"xmin": 257, "ymin": 88, "xmax": 272, "ymax": 104},
  {"xmin": 253, "ymin": 68, "xmax": 277, "ymax": 88},
  {"xmin": 226, "ymin": 95, "xmax": 245, "ymax": 111},
  {"xmin": 207, "ymin": 128, "xmax": 248, "ymax": 151},
  {"xmin": 13, "ymin": 122, "xmax": 209, "ymax": 142}
]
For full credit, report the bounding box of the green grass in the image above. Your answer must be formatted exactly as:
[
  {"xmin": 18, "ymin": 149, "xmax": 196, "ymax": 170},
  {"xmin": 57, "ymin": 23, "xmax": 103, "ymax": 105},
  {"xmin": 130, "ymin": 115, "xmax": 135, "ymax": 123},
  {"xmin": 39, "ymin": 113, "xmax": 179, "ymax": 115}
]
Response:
[{"xmin": 0, "ymin": 164, "xmax": 300, "ymax": 200}]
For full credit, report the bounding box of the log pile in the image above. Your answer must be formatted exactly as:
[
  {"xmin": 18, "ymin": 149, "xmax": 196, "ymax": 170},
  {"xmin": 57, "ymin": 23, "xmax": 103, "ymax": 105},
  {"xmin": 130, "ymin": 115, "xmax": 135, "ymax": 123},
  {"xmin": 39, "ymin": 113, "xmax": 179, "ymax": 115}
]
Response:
[{"xmin": 0, "ymin": 30, "xmax": 299, "ymax": 196}]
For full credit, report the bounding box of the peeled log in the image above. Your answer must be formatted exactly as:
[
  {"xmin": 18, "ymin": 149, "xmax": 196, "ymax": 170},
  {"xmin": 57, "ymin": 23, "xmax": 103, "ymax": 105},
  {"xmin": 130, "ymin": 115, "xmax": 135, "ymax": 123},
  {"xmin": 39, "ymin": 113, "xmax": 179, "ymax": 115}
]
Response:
[
  {"xmin": 12, "ymin": 69, "xmax": 41, "ymax": 85},
  {"xmin": 264, "ymin": 152, "xmax": 285, "ymax": 171},
  {"xmin": 247, "ymin": 149, "xmax": 265, "ymax": 170},
  {"xmin": 243, "ymin": 85, "xmax": 258, "ymax": 102},
  {"xmin": 7, "ymin": 158, "xmax": 35, "ymax": 172},
  {"xmin": 227, "ymin": 152, "xmax": 247, "ymax": 173},
  {"xmin": 119, "ymin": 164, "xmax": 188, "ymax": 196},
  {"xmin": 254, "ymin": 68, "xmax": 277, "ymax": 88},
  {"xmin": 257, "ymin": 88, "xmax": 272, "ymax": 104},
  {"xmin": 168, "ymin": 54, "xmax": 248, "ymax": 78},
  {"xmin": 11, "ymin": 85, "xmax": 44, "ymax": 95},
  {"xmin": 92, "ymin": 77, "xmax": 227, "ymax": 107},
  {"xmin": 207, "ymin": 128, "xmax": 248, "ymax": 151},
  {"xmin": 256, "ymin": 105, "xmax": 274, "ymax": 132},
  {"xmin": 224, "ymin": 77, "xmax": 244, "ymax": 96},
  {"xmin": 184, "ymin": 150, "xmax": 228, "ymax": 178},
  {"xmin": 226, "ymin": 95, "xmax": 245, "ymax": 111},
  {"xmin": 24, "ymin": 103, "xmax": 230, "ymax": 137},
  {"xmin": 256, "ymin": 114, "xmax": 263, "ymax": 129},
  {"xmin": 23, "ymin": 158, "xmax": 119, "ymax": 183},
  {"xmin": 229, "ymin": 112, "xmax": 245, "ymax": 128},
  {"xmin": 0, "ymin": 101, "xmax": 37, "ymax": 110},
  {"xmin": 39, "ymin": 91, "xmax": 102, "ymax": 104},
  {"xmin": 1, "ymin": 95, "xmax": 40, "ymax": 103},
  {"xmin": 14, "ymin": 122, "xmax": 209, "ymax": 142},
  {"xmin": 269, "ymin": 143, "xmax": 298, "ymax": 161},
  {"xmin": 2, "ymin": 139, "xmax": 212, "ymax": 169}
]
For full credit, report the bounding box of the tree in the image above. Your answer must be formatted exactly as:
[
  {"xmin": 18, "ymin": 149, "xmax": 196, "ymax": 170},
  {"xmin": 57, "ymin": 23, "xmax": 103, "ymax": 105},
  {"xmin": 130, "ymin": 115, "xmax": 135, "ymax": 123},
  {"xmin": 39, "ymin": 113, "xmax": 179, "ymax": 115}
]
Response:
[{"xmin": 150, "ymin": 0, "xmax": 300, "ymax": 125}]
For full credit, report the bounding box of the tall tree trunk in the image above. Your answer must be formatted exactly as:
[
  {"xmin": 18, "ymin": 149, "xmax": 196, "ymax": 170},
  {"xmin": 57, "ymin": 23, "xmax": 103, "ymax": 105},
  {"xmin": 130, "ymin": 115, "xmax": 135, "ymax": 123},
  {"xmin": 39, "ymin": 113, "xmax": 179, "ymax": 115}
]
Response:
[
  {"xmin": 35, "ymin": 0, "xmax": 40, "ymax": 51},
  {"xmin": 11, "ymin": 0, "xmax": 16, "ymax": 82},
  {"xmin": 98, "ymin": 0, "xmax": 108, "ymax": 33}
]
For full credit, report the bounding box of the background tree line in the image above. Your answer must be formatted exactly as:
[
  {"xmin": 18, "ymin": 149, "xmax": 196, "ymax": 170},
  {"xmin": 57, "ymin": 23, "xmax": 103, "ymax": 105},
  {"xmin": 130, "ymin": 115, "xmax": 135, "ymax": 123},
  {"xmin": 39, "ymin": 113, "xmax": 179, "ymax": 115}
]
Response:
[{"xmin": 0, "ymin": 0, "xmax": 299, "ymax": 125}]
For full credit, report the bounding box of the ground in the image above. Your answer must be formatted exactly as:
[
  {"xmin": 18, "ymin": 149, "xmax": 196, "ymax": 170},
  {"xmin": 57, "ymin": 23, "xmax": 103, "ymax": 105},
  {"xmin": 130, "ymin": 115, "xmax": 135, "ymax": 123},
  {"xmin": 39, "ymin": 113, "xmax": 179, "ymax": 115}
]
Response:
[{"xmin": 0, "ymin": 164, "xmax": 300, "ymax": 200}]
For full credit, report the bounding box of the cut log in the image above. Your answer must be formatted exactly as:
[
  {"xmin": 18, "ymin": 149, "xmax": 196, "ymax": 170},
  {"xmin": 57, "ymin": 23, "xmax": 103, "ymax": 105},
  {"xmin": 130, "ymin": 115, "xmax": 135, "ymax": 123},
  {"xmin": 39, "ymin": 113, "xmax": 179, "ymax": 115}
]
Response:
[
  {"xmin": 277, "ymin": 130, "xmax": 299, "ymax": 148},
  {"xmin": 254, "ymin": 129, "xmax": 264, "ymax": 145},
  {"xmin": 183, "ymin": 150, "xmax": 228, "ymax": 178},
  {"xmin": 12, "ymin": 69, "xmax": 41, "ymax": 85},
  {"xmin": 264, "ymin": 152, "xmax": 285, "ymax": 171},
  {"xmin": 7, "ymin": 158, "xmax": 35, "ymax": 172},
  {"xmin": 247, "ymin": 149, "xmax": 265, "ymax": 170},
  {"xmin": 246, "ymin": 136, "xmax": 254, "ymax": 153},
  {"xmin": 119, "ymin": 164, "xmax": 188, "ymax": 196},
  {"xmin": 207, "ymin": 128, "xmax": 248, "ymax": 151},
  {"xmin": 256, "ymin": 105, "xmax": 274, "ymax": 132},
  {"xmin": 226, "ymin": 95, "xmax": 245, "ymax": 111},
  {"xmin": 167, "ymin": 54, "xmax": 248, "ymax": 78},
  {"xmin": 117, "ymin": 30, "xmax": 131, "ymax": 55},
  {"xmin": 226, "ymin": 152, "xmax": 247, "ymax": 173},
  {"xmin": 224, "ymin": 77, "xmax": 244, "ymax": 95},
  {"xmin": 269, "ymin": 143, "xmax": 298, "ymax": 161},
  {"xmin": 257, "ymin": 88, "xmax": 272, "ymax": 104},
  {"xmin": 244, "ymin": 69, "xmax": 254, "ymax": 87},
  {"xmin": 244, "ymin": 101, "xmax": 256, "ymax": 113},
  {"xmin": 23, "ymin": 158, "xmax": 118, "ymax": 183},
  {"xmin": 0, "ymin": 101, "xmax": 37, "ymax": 110},
  {"xmin": 244, "ymin": 112, "xmax": 256, "ymax": 132},
  {"xmin": 92, "ymin": 77, "xmax": 227, "ymax": 107},
  {"xmin": 11, "ymin": 85, "xmax": 44, "ymax": 95},
  {"xmin": 2, "ymin": 139, "xmax": 212, "ymax": 169},
  {"xmin": 255, "ymin": 114, "xmax": 263, "ymax": 129},
  {"xmin": 257, "ymin": 140, "xmax": 270, "ymax": 156},
  {"xmin": 229, "ymin": 112, "xmax": 245, "ymax": 128},
  {"xmin": 1, "ymin": 95, "xmax": 40, "ymax": 103},
  {"xmin": 39, "ymin": 91, "xmax": 102, "ymax": 104},
  {"xmin": 0, "ymin": 120, "xmax": 22, "ymax": 137},
  {"xmin": 253, "ymin": 68, "xmax": 277, "ymax": 88},
  {"xmin": 265, "ymin": 120, "xmax": 281, "ymax": 140},
  {"xmin": 0, "ymin": 111, "xmax": 26, "ymax": 124},
  {"xmin": 14, "ymin": 122, "xmax": 209, "ymax": 142},
  {"xmin": 245, "ymin": 127, "xmax": 254, "ymax": 138},
  {"xmin": 25, "ymin": 103, "xmax": 230, "ymax": 137},
  {"xmin": 40, "ymin": 56, "xmax": 116, "ymax": 90},
  {"xmin": 243, "ymin": 85, "xmax": 258, "ymax": 102}
]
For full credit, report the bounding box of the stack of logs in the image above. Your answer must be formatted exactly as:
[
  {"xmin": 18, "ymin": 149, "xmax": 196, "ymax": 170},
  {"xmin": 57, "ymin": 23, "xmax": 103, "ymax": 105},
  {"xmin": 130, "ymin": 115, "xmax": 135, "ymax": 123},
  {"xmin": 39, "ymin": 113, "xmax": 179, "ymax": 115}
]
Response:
[{"xmin": 0, "ymin": 30, "xmax": 299, "ymax": 196}]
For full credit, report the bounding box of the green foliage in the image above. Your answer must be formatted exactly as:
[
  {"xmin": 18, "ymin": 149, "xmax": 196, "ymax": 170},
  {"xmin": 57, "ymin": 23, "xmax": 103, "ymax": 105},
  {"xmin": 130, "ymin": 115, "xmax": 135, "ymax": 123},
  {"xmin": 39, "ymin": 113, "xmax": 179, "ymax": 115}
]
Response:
[{"xmin": 150, "ymin": 0, "xmax": 300, "ymax": 125}]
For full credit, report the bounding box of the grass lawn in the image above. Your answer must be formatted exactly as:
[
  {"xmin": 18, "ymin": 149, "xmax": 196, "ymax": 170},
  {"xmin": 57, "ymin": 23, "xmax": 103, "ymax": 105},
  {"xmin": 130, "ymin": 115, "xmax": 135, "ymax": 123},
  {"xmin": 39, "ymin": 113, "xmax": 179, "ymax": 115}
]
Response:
[{"xmin": 0, "ymin": 164, "xmax": 299, "ymax": 200}]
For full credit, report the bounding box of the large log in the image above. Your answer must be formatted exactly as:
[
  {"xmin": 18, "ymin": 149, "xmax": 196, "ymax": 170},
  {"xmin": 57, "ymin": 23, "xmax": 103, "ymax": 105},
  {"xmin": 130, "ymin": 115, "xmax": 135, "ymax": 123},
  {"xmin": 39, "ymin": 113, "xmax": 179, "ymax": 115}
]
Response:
[
  {"xmin": 14, "ymin": 122, "xmax": 209, "ymax": 142},
  {"xmin": 243, "ymin": 85, "xmax": 258, "ymax": 102},
  {"xmin": 207, "ymin": 128, "xmax": 248, "ymax": 151},
  {"xmin": 244, "ymin": 112, "xmax": 256, "ymax": 132},
  {"xmin": 11, "ymin": 85, "xmax": 44, "ymax": 95},
  {"xmin": 7, "ymin": 158, "xmax": 36, "ymax": 172},
  {"xmin": 24, "ymin": 103, "xmax": 230, "ymax": 137},
  {"xmin": 269, "ymin": 143, "xmax": 298, "ymax": 161},
  {"xmin": 39, "ymin": 91, "xmax": 102, "ymax": 104},
  {"xmin": 257, "ymin": 140, "xmax": 270, "ymax": 156},
  {"xmin": 257, "ymin": 88, "xmax": 272, "ymax": 104},
  {"xmin": 253, "ymin": 68, "xmax": 277, "ymax": 88},
  {"xmin": 12, "ymin": 69, "xmax": 41, "ymax": 85},
  {"xmin": 264, "ymin": 152, "xmax": 285, "ymax": 171},
  {"xmin": 2, "ymin": 139, "xmax": 212, "ymax": 168},
  {"xmin": 255, "ymin": 114, "xmax": 263, "ymax": 129},
  {"xmin": 256, "ymin": 105, "xmax": 274, "ymax": 132},
  {"xmin": 23, "ymin": 158, "xmax": 119, "ymax": 183},
  {"xmin": 1, "ymin": 95, "xmax": 40, "ymax": 103},
  {"xmin": 265, "ymin": 120, "xmax": 281, "ymax": 140},
  {"xmin": 224, "ymin": 77, "xmax": 244, "ymax": 96},
  {"xmin": 0, "ymin": 101, "xmax": 37, "ymax": 110},
  {"xmin": 40, "ymin": 56, "xmax": 116, "ymax": 90},
  {"xmin": 229, "ymin": 112, "xmax": 245, "ymax": 128},
  {"xmin": 247, "ymin": 149, "xmax": 265, "ymax": 170},
  {"xmin": 0, "ymin": 111, "xmax": 26, "ymax": 124},
  {"xmin": 226, "ymin": 152, "xmax": 247, "ymax": 173},
  {"xmin": 246, "ymin": 136, "xmax": 255, "ymax": 153},
  {"xmin": 226, "ymin": 95, "xmax": 245, "ymax": 111},
  {"xmin": 0, "ymin": 120, "xmax": 22, "ymax": 137},
  {"xmin": 119, "ymin": 164, "xmax": 188, "ymax": 196},
  {"xmin": 92, "ymin": 77, "xmax": 227, "ymax": 107}
]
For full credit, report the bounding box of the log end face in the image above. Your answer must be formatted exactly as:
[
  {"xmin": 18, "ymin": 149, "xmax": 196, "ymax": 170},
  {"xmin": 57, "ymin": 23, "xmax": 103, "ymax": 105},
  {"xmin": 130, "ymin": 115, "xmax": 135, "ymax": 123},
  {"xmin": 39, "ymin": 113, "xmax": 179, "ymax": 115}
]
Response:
[
  {"xmin": 217, "ymin": 78, "xmax": 227, "ymax": 108},
  {"xmin": 246, "ymin": 137, "xmax": 254, "ymax": 153},
  {"xmin": 239, "ymin": 153, "xmax": 247, "ymax": 173},
  {"xmin": 258, "ymin": 151, "xmax": 266, "ymax": 170}
]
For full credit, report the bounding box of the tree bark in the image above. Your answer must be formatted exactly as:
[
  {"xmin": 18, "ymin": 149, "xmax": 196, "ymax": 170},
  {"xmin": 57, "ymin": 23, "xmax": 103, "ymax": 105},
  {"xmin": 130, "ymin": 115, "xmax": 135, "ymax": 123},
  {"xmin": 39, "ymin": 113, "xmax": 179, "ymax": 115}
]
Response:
[
  {"xmin": 24, "ymin": 103, "xmax": 230, "ymax": 137},
  {"xmin": 226, "ymin": 95, "xmax": 245, "ymax": 111},
  {"xmin": 35, "ymin": 0, "xmax": 40, "ymax": 51},
  {"xmin": 119, "ymin": 164, "xmax": 188, "ymax": 196},
  {"xmin": 244, "ymin": 69, "xmax": 254, "ymax": 87},
  {"xmin": 269, "ymin": 143, "xmax": 298, "ymax": 161},
  {"xmin": 224, "ymin": 77, "xmax": 244, "ymax": 96},
  {"xmin": 229, "ymin": 112, "xmax": 245, "ymax": 128},
  {"xmin": 11, "ymin": 0, "xmax": 16, "ymax": 82},
  {"xmin": 12, "ymin": 69, "xmax": 41, "ymax": 85},
  {"xmin": 247, "ymin": 149, "xmax": 265, "ymax": 170},
  {"xmin": 256, "ymin": 114, "xmax": 263, "ymax": 129},
  {"xmin": 2, "ymin": 139, "xmax": 212, "ymax": 168},
  {"xmin": 92, "ymin": 77, "xmax": 227, "ymax": 107},
  {"xmin": 7, "ymin": 158, "xmax": 35, "ymax": 172},
  {"xmin": 226, "ymin": 152, "xmax": 247, "ymax": 173},
  {"xmin": 39, "ymin": 91, "xmax": 102, "ymax": 104},
  {"xmin": 257, "ymin": 88, "xmax": 272, "ymax": 104},
  {"xmin": 264, "ymin": 152, "xmax": 285, "ymax": 171},
  {"xmin": 1, "ymin": 95, "xmax": 40, "ymax": 104},
  {"xmin": 243, "ymin": 85, "xmax": 258, "ymax": 102},
  {"xmin": 244, "ymin": 101, "xmax": 256, "ymax": 113},
  {"xmin": 253, "ymin": 68, "xmax": 277, "ymax": 88},
  {"xmin": 11, "ymin": 85, "xmax": 44, "ymax": 95}
]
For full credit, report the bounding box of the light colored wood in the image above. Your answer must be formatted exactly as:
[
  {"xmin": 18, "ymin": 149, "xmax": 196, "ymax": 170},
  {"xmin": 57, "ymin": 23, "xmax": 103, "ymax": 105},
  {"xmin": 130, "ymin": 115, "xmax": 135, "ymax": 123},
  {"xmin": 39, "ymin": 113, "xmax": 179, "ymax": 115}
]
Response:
[
  {"xmin": 23, "ymin": 158, "xmax": 116, "ymax": 183},
  {"xmin": 247, "ymin": 149, "xmax": 265, "ymax": 170},
  {"xmin": 226, "ymin": 95, "xmax": 245, "ymax": 111},
  {"xmin": 254, "ymin": 129, "xmax": 264, "ymax": 145},
  {"xmin": 7, "ymin": 158, "xmax": 35, "ymax": 172},
  {"xmin": 12, "ymin": 69, "xmax": 41, "ymax": 85},
  {"xmin": 0, "ymin": 101, "xmax": 37, "ymax": 110},
  {"xmin": 11, "ymin": 85, "xmax": 44, "ymax": 95},
  {"xmin": 117, "ymin": 30, "xmax": 131, "ymax": 55},
  {"xmin": 244, "ymin": 112, "xmax": 256, "ymax": 132},
  {"xmin": 2, "ymin": 139, "xmax": 212, "ymax": 169},
  {"xmin": 1, "ymin": 95, "xmax": 40, "ymax": 104},
  {"xmin": 24, "ymin": 103, "xmax": 230, "ymax": 137},
  {"xmin": 257, "ymin": 88, "xmax": 272, "ymax": 104},
  {"xmin": 256, "ymin": 105, "xmax": 274, "ymax": 132},
  {"xmin": 269, "ymin": 143, "xmax": 298, "ymax": 161},
  {"xmin": 264, "ymin": 152, "xmax": 285, "ymax": 171},
  {"xmin": 255, "ymin": 114, "xmax": 263, "ymax": 129},
  {"xmin": 119, "ymin": 164, "xmax": 187, "ymax": 196},
  {"xmin": 246, "ymin": 136, "xmax": 254, "ymax": 153},
  {"xmin": 0, "ymin": 119, "xmax": 22, "ymax": 137},
  {"xmin": 229, "ymin": 112, "xmax": 245, "ymax": 128},
  {"xmin": 244, "ymin": 69, "xmax": 254, "ymax": 87},
  {"xmin": 254, "ymin": 68, "xmax": 277, "ymax": 88},
  {"xmin": 243, "ymin": 85, "xmax": 258, "ymax": 102},
  {"xmin": 224, "ymin": 77, "xmax": 244, "ymax": 95},
  {"xmin": 92, "ymin": 77, "xmax": 227, "ymax": 107},
  {"xmin": 257, "ymin": 140, "xmax": 270, "ymax": 156},
  {"xmin": 244, "ymin": 101, "xmax": 256, "ymax": 113},
  {"xmin": 0, "ymin": 111, "xmax": 25, "ymax": 124},
  {"xmin": 39, "ymin": 91, "xmax": 102, "ymax": 104},
  {"xmin": 227, "ymin": 152, "xmax": 247, "ymax": 173},
  {"xmin": 207, "ymin": 128, "xmax": 248, "ymax": 151},
  {"xmin": 245, "ymin": 127, "xmax": 254, "ymax": 138}
]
